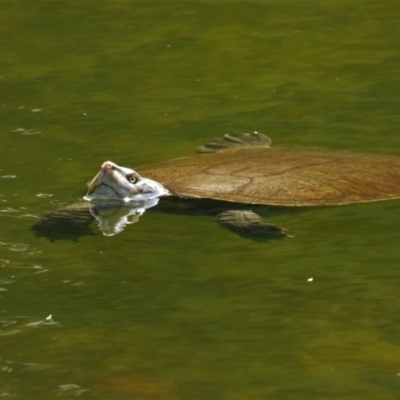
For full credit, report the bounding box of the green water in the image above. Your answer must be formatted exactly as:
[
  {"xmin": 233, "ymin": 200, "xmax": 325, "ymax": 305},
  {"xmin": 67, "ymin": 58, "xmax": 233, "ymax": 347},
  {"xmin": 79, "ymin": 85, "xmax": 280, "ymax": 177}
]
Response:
[{"xmin": 1, "ymin": 1, "xmax": 400, "ymax": 398}]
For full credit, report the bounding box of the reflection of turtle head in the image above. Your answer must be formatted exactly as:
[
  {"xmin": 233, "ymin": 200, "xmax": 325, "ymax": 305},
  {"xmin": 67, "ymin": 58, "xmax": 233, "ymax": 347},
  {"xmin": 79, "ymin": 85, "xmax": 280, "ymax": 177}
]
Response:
[{"xmin": 84, "ymin": 161, "xmax": 169, "ymax": 203}]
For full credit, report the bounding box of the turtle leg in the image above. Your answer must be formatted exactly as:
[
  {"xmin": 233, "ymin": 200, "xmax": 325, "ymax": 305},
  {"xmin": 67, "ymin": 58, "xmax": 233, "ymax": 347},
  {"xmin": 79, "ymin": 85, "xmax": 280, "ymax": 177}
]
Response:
[
  {"xmin": 215, "ymin": 210, "xmax": 287, "ymax": 241},
  {"xmin": 197, "ymin": 132, "xmax": 271, "ymax": 153},
  {"xmin": 32, "ymin": 202, "xmax": 96, "ymax": 241}
]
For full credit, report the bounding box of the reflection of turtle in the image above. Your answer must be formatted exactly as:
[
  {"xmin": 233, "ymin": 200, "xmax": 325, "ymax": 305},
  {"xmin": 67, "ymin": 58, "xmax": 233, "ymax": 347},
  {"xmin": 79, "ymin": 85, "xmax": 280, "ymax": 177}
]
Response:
[{"xmin": 83, "ymin": 132, "xmax": 400, "ymax": 239}]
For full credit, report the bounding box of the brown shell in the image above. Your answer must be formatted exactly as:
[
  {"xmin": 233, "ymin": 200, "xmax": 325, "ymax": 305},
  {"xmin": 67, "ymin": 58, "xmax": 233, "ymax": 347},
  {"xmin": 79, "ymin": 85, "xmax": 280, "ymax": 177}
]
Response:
[{"xmin": 136, "ymin": 147, "xmax": 400, "ymax": 206}]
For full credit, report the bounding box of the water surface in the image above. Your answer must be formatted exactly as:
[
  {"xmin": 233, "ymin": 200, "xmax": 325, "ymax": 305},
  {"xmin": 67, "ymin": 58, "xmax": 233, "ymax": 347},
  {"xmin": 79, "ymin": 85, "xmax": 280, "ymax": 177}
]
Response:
[{"xmin": 1, "ymin": 1, "xmax": 400, "ymax": 399}]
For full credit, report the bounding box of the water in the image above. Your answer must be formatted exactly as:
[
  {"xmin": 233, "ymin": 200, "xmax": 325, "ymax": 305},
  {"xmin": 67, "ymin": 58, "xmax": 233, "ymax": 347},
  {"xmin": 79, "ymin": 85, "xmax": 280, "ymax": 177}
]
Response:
[{"xmin": 1, "ymin": 1, "xmax": 400, "ymax": 398}]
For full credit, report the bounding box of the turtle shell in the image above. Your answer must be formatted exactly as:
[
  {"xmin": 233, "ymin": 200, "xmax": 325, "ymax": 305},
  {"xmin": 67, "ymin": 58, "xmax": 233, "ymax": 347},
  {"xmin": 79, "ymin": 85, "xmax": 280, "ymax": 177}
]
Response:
[{"xmin": 136, "ymin": 147, "xmax": 400, "ymax": 206}]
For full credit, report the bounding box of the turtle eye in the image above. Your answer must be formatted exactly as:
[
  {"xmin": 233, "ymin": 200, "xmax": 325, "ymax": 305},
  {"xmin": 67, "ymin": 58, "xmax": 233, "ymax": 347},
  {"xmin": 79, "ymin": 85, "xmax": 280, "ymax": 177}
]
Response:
[{"xmin": 127, "ymin": 174, "xmax": 139, "ymax": 184}]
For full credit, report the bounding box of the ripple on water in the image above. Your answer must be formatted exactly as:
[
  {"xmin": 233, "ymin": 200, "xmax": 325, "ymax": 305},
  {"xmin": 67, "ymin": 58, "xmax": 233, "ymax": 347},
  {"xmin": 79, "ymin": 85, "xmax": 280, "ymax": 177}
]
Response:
[
  {"xmin": 0, "ymin": 315, "xmax": 59, "ymax": 336},
  {"xmin": 0, "ymin": 241, "xmax": 41, "ymax": 255}
]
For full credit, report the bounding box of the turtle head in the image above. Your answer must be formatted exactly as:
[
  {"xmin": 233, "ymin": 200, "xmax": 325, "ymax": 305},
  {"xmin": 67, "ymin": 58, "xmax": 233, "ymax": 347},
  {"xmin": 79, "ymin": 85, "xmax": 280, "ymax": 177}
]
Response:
[{"xmin": 84, "ymin": 161, "xmax": 169, "ymax": 202}]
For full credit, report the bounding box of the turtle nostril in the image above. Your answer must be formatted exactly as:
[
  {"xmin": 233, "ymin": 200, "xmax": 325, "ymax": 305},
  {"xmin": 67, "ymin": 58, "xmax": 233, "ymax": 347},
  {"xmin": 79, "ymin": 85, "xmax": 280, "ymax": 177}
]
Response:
[{"xmin": 101, "ymin": 161, "xmax": 113, "ymax": 172}]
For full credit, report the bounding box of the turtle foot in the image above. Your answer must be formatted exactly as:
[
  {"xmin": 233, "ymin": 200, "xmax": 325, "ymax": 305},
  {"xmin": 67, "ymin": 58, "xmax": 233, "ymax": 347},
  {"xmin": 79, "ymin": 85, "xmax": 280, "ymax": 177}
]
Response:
[
  {"xmin": 197, "ymin": 132, "xmax": 271, "ymax": 153},
  {"xmin": 215, "ymin": 210, "xmax": 287, "ymax": 242}
]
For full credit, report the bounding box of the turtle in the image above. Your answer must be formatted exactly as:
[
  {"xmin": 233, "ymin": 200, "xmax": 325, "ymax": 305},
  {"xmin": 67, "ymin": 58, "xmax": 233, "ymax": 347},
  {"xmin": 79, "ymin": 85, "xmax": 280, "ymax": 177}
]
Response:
[{"xmin": 79, "ymin": 132, "xmax": 400, "ymax": 240}]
